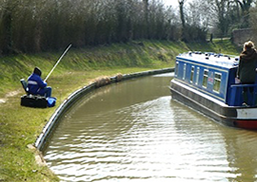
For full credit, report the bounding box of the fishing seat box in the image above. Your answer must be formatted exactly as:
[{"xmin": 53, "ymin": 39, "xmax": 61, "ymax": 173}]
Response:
[
  {"xmin": 20, "ymin": 79, "xmax": 56, "ymax": 108},
  {"xmin": 21, "ymin": 95, "xmax": 48, "ymax": 108}
]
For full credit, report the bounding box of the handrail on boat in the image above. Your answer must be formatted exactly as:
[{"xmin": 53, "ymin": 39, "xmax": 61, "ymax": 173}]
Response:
[{"xmin": 228, "ymin": 84, "xmax": 257, "ymax": 106}]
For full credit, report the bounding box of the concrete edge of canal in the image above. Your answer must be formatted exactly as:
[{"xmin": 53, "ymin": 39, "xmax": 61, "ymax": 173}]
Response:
[{"xmin": 35, "ymin": 67, "xmax": 174, "ymax": 151}]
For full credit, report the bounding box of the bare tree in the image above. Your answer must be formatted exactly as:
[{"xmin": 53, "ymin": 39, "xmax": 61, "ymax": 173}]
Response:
[
  {"xmin": 179, "ymin": 0, "xmax": 186, "ymax": 41},
  {"xmin": 0, "ymin": 0, "xmax": 15, "ymax": 54},
  {"xmin": 236, "ymin": 0, "xmax": 254, "ymax": 27}
]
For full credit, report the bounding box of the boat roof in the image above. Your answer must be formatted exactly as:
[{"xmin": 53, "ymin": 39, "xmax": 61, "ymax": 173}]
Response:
[{"xmin": 177, "ymin": 51, "xmax": 239, "ymax": 69}]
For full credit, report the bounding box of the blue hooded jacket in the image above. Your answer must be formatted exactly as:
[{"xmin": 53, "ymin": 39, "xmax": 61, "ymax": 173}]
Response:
[{"xmin": 27, "ymin": 67, "xmax": 47, "ymax": 95}]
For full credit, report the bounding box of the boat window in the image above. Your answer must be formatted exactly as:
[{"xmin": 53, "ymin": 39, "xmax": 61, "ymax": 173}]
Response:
[
  {"xmin": 183, "ymin": 63, "xmax": 186, "ymax": 80},
  {"xmin": 214, "ymin": 73, "xmax": 221, "ymax": 93},
  {"xmin": 175, "ymin": 61, "xmax": 179, "ymax": 76},
  {"xmin": 203, "ymin": 69, "xmax": 208, "ymax": 88},
  {"xmin": 196, "ymin": 67, "xmax": 200, "ymax": 85},
  {"xmin": 190, "ymin": 66, "xmax": 194, "ymax": 83}
]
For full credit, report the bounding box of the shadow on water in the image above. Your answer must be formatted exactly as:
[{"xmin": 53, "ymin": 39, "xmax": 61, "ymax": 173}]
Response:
[{"xmin": 44, "ymin": 73, "xmax": 257, "ymax": 182}]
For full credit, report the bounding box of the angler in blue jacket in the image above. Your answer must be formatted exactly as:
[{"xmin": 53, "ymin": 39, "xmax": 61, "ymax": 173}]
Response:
[{"xmin": 27, "ymin": 67, "xmax": 52, "ymax": 97}]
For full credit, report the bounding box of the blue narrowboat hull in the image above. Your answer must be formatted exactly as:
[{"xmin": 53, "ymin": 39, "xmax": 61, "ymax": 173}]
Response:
[{"xmin": 170, "ymin": 79, "xmax": 257, "ymax": 130}]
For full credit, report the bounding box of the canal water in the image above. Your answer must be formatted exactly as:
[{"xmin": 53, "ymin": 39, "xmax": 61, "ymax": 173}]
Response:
[{"xmin": 44, "ymin": 73, "xmax": 257, "ymax": 182}]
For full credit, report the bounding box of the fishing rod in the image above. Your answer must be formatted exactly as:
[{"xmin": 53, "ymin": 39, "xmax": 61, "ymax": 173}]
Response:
[{"xmin": 44, "ymin": 44, "xmax": 72, "ymax": 82}]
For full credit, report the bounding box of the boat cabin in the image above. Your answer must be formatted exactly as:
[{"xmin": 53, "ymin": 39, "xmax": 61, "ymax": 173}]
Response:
[{"xmin": 173, "ymin": 52, "xmax": 257, "ymax": 107}]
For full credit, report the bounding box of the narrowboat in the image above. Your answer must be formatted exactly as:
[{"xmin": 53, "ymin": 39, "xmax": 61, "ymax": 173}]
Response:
[{"xmin": 170, "ymin": 51, "xmax": 257, "ymax": 130}]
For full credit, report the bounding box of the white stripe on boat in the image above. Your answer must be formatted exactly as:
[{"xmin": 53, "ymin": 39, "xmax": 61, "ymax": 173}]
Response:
[{"xmin": 236, "ymin": 108, "xmax": 257, "ymax": 119}]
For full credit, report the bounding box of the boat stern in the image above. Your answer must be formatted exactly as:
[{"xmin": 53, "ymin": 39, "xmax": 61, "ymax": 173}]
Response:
[{"xmin": 233, "ymin": 107, "xmax": 257, "ymax": 129}]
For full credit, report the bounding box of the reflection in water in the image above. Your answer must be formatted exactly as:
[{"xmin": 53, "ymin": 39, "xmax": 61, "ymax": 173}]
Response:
[{"xmin": 44, "ymin": 74, "xmax": 257, "ymax": 182}]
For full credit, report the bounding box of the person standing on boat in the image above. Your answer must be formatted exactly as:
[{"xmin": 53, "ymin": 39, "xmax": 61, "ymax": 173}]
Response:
[
  {"xmin": 237, "ymin": 41, "xmax": 257, "ymax": 106},
  {"xmin": 27, "ymin": 67, "xmax": 52, "ymax": 97}
]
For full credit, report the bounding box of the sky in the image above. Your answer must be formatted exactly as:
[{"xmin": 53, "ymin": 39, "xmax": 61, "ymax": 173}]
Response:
[
  {"xmin": 162, "ymin": 0, "xmax": 178, "ymax": 7},
  {"xmin": 162, "ymin": 0, "xmax": 193, "ymax": 7}
]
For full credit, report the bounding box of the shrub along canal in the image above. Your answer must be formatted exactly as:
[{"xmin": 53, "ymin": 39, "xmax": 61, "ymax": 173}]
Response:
[{"xmin": 43, "ymin": 73, "xmax": 257, "ymax": 182}]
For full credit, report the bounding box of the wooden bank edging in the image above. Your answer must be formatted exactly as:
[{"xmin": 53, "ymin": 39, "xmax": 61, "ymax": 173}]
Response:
[{"xmin": 34, "ymin": 67, "xmax": 174, "ymax": 151}]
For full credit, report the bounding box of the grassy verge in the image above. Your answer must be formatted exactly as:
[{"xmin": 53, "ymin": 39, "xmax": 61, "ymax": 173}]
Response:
[{"xmin": 0, "ymin": 39, "xmax": 239, "ymax": 181}]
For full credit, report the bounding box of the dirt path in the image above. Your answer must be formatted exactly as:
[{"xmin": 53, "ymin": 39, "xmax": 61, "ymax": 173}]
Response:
[{"xmin": 0, "ymin": 90, "xmax": 22, "ymax": 104}]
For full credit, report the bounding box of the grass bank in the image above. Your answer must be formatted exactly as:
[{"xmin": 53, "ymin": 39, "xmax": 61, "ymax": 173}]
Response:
[{"xmin": 0, "ymin": 39, "xmax": 239, "ymax": 181}]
